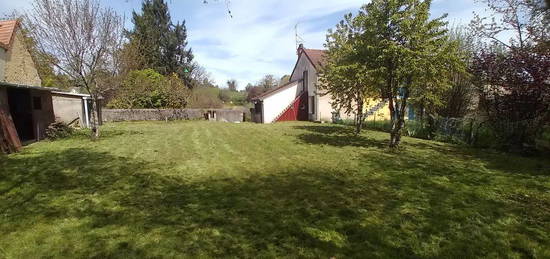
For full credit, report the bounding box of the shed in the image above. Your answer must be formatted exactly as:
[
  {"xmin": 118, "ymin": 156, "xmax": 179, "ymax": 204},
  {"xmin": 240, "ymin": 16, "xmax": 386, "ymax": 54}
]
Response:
[
  {"xmin": 0, "ymin": 82, "xmax": 58, "ymax": 152},
  {"xmin": 51, "ymin": 91, "xmax": 97, "ymax": 128}
]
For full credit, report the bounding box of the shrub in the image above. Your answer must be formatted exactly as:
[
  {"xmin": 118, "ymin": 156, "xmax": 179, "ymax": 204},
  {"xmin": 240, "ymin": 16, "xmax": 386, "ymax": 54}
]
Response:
[
  {"xmin": 108, "ymin": 69, "xmax": 190, "ymax": 109},
  {"xmin": 45, "ymin": 121, "xmax": 74, "ymax": 140},
  {"xmin": 187, "ymin": 87, "xmax": 224, "ymax": 108},
  {"xmin": 363, "ymin": 120, "xmax": 392, "ymax": 132}
]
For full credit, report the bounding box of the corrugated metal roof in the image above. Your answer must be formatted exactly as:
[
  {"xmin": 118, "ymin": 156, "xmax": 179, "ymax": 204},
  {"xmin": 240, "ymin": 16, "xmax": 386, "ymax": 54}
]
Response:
[{"xmin": 0, "ymin": 20, "xmax": 19, "ymax": 50}]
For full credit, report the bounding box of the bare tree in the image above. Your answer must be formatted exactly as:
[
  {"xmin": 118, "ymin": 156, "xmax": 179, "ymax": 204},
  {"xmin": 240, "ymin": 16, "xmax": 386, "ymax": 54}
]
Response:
[
  {"xmin": 226, "ymin": 79, "xmax": 238, "ymax": 91},
  {"xmin": 25, "ymin": 0, "xmax": 123, "ymax": 139}
]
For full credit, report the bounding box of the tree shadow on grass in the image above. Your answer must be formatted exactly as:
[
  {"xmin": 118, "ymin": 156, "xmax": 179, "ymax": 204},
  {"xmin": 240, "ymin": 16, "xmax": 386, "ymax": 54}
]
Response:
[
  {"xmin": 405, "ymin": 140, "xmax": 550, "ymax": 177},
  {"xmin": 360, "ymin": 149, "xmax": 550, "ymax": 258},
  {"xmin": 1, "ymin": 147, "xmax": 548, "ymax": 258},
  {"xmin": 0, "ymin": 148, "xmax": 401, "ymax": 257},
  {"xmin": 294, "ymin": 125, "xmax": 387, "ymax": 149}
]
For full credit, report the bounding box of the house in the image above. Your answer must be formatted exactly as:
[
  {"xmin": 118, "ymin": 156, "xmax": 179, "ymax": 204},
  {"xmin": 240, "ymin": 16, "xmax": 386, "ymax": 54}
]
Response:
[
  {"xmin": 252, "ymin": 44, "xmax": 391, "ymax": 124},
  {"xmin": 0, "ymin": 20, "xmax": 57, "ymax": 151}
]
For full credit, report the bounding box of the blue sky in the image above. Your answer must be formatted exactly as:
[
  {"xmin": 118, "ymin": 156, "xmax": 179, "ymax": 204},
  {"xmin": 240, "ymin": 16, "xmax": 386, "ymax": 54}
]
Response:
[{"xmin": 1, "ymin": 0, "xmax": 488, "ymax": 89}]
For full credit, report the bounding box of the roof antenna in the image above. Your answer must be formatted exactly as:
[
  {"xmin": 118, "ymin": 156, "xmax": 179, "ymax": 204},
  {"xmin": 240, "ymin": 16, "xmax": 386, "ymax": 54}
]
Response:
[{"xmin": 295, "ymin": 23, "xmax": 304, "ymax": 50}]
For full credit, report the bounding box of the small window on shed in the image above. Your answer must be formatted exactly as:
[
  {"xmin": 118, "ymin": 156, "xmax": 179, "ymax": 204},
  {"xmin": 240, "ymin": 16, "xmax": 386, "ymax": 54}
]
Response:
[{"xmin": 33, "ymin": 96, "xmax": 42, "ymax": 110}]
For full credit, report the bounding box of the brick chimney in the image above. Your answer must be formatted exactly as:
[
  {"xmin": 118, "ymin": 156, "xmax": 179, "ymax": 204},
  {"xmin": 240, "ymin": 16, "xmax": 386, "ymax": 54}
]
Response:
[{"xmin": 297, "ymin": 43, "xmax": 304, "ymax": 56}]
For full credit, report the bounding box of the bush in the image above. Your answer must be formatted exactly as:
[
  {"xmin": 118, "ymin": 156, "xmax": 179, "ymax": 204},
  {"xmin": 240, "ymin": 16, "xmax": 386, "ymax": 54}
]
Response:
[
  {"xmin": 405, "ymin": 120, "xmax": 433, "ymax": 139},
  {"xmin": 45, "ymin": 121, "xmax": 74, "ymax": 140},
  {"xmin": 363, "ymin": 120, "xmax": 392, "ymax": 132},
  {"xmin": 187, "ymin": 87, "xmax": 224, "ymax": 108},
  {"xmin": 108, "ymin": 69, "xmax": 190, "ymax": 109}
]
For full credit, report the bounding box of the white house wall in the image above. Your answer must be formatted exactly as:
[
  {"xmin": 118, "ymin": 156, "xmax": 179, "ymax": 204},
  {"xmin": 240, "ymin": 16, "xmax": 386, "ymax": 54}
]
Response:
[
  {"xmin": 290, "ymin": 53, "xmax": 320, "ymax": 120},
  {"xmin": 262, "ymin": 81, "xmax": 301, "ymax": 123}
]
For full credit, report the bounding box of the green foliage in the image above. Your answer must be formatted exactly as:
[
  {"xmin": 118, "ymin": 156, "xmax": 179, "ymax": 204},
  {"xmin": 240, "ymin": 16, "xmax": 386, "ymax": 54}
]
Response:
[
  {"xmin": 1, "ymin": 121, "xmax": 548, "ymax": 257},
  {"xmin": 127, "ymin": 0, "xmax": 193, "ymax": 85},
  {"xmin": 328, "ymin": 0, "xmax": 466, "ymax": 146},
  {"xmin": 321, "ymin": 13, "xmax": 375, "ymax": 134},
  {"xmin": 218, "ymin": 89, "xmax": 231, "ymax": 103},
  {"xmin": 187, "ymin": 87, "xmax": 224, "ymax": 108},
  {"xmin": 108, "ymin": 69, "xmax": 190, "ymax": 109}
]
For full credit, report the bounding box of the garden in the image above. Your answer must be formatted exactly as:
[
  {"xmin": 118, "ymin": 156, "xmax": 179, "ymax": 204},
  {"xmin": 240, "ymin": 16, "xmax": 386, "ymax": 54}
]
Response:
[{"xmin": 1, "ymin": 121, "xmax": 548, "ymax": 258}]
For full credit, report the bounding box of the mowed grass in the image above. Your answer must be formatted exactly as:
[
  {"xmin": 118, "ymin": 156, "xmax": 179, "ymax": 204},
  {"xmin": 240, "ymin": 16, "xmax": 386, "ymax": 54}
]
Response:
[{"xmin": 1, "ymin": 121, "xmax": 549, "ymax": 258}]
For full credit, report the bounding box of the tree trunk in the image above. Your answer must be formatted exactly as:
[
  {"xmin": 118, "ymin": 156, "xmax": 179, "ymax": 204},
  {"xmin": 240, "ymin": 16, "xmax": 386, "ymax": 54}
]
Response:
[
  {"xmin": 90, "ymin": 96, "xmax": 100, "ymax": 140},
  {"xmin": 389, "ymin": 89, "xmax": 409, "ymax": 148},
  {"xmin": 355, "ymin": 97, "xmax": 364, "ymax": 135}
]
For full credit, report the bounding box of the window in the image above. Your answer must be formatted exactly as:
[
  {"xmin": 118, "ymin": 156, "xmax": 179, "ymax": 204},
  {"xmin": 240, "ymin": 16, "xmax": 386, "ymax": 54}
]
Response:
[{"xmin": 33, "ymin": 96, "xmax": 42, "ymax": 110}]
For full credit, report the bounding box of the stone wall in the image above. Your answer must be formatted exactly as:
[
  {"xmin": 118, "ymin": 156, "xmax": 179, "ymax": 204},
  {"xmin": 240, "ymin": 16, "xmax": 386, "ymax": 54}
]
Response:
[
  {"xmin": 3, "ymin": 32, "xmax": 41, "ymax": 86},
  {"xmin": 0, "ymin": 48, "xmax": 6, "ymax": 82},
  {"xmin": 103, "ymin": 109, "xmax": 245, "ymax": 123}
]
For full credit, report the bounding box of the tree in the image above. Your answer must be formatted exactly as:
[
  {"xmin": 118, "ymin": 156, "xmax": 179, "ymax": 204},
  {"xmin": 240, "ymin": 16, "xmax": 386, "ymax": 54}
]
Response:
[
  {"xmin": 352, "ymin": 0, "xmax": 462, "ymax": 148},
  {"xmin": 190, "ymin": 62, "xmax": 216, "ymax": 88},
  {"xmin": 257, "ymin": 74, "xmax": 278, "ymax": 89},
  {"xmin": 108, "ymin": 69, "xmax": 190, "ymax": 109},
  {"xmin": 2, "ymin": 13, "xmax": 73, "ymax": 89},
  {"xmin": 25, "ymin": 0, "xmax": 123, "ymax": 139},
  {"xmin": 470, "ymin": 0, "xmax": 550, "ymax": 151},
  {"xmin": 279, "ymin": 75, "xmax": 291, "ymax": 86},
  {"xmin": 246, "ymin": 86, "xmax": 267, "ymax": 102},
  {"xmin": 321, "ymin": 13, "xmax": 376, "ymax": 134},
  {"xmin": 227, "ymin": 79, "xmax": 238, "ymax": 91},
  {"xmin": 470, "ymin": 0, "xmax": 549, "ymax": 50},
  {"xmin": 435, "ymin": 28, "xmax": 477, "ymax": 119},
  {"xmin": 128, "ymin": 0, "xmax": 194, "ymax": 86}
]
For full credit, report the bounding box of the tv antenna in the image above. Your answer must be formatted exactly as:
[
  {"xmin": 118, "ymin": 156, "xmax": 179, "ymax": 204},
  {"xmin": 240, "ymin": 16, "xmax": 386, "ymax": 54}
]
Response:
[{"xmin": 295, "ymin": 23, "xmax": 305, "ymax": 49}]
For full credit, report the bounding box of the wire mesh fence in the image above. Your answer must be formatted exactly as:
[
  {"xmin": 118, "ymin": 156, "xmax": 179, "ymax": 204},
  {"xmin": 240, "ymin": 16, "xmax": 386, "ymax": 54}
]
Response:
[{"xmin": 362, "ymin": 116, "xmax": 549, "ymax": 151}]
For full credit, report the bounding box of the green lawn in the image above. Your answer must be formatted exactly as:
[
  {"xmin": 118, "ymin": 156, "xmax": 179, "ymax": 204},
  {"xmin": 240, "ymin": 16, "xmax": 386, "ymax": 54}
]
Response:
[{"xmin": 1, "ymin": 121, "xmax": 549, "ymax": 258}]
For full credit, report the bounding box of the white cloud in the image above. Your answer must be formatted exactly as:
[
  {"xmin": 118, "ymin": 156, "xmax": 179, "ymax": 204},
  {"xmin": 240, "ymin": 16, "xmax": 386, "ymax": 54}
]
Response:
[{"xmin": 183, "ymin": 0, "xmax": 367, "ymax": 88}]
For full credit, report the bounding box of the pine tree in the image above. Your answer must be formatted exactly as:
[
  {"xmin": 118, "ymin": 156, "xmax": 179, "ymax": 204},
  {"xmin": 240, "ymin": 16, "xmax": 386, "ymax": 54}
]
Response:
[{"xmin": 128, "ymin": 0, "xmax": 194, "ymax": 86}]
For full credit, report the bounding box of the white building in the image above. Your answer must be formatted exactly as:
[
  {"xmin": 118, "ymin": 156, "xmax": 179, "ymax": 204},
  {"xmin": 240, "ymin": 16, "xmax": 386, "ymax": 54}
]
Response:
[{"xmin": 252, "ymin": 44, "xmax": 394, "ymax": 124}]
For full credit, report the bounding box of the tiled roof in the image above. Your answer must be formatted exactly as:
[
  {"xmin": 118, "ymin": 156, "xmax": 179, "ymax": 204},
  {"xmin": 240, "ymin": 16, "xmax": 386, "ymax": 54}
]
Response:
[
  {"xmin": 0, "ymin": 20, "xmax": 19, "ymax": 50},
  {"xmin": 302, "ymin": 48, "xmax": 327, "ymax": 69}
]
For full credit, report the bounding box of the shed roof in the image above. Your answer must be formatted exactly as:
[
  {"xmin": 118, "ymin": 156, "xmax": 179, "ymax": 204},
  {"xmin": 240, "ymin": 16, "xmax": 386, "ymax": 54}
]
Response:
[
  {"xmin": 0, "ymin": 81, "xmax": 63, "ymax": 92},
  {"xmin": 51, "ymin": 91, "xmax": 91, "ymax": 98},
  {"xmin": 0, "ymin": 20, "xmax": 19, "ymax": 50}
]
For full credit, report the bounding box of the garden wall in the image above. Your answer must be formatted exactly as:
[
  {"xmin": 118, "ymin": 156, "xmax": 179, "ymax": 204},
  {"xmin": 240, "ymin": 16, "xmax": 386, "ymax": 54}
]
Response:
[{"xmin": 102, "ymin": 109, "xmax": 245, "ymax": 123}]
